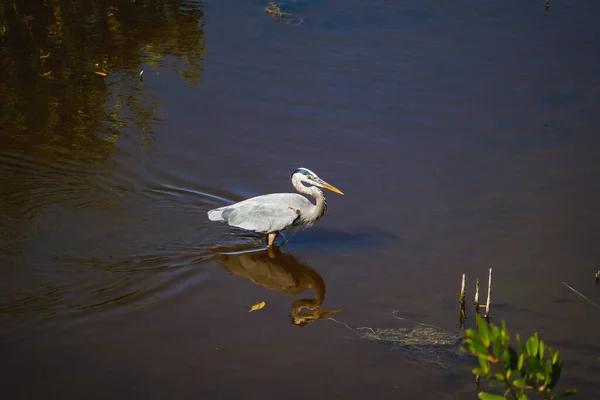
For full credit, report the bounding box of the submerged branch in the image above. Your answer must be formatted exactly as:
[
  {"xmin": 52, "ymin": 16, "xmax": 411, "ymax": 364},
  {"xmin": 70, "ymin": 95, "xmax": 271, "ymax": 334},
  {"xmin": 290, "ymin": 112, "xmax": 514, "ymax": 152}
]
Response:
[{"xmin": 264, "ymin": 2, "xmax": 303, "ymax": 25}]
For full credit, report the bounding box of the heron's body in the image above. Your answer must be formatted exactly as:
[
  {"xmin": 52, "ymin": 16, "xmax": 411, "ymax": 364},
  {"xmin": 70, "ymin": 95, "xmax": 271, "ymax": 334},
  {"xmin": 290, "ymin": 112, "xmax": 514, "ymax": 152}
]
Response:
[
  {"xmin": 207, "ymin": 168, "xmax": 343, "ymax": 246},
  {"xmin": 208, "ymin": 193, "xmax": 319, "ymax": 233}
]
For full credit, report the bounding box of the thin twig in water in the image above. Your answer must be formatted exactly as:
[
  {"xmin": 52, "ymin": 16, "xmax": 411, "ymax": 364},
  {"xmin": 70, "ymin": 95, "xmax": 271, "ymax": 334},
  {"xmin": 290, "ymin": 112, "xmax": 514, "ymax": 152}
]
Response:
[
  {"xmin": 327, "ymin": 317, "xmax": 376, "ymax": 334},
  {"xmin": 474, "ymin": 278, "xmax": 480, "ymax": 313},
  {"xmin": 562, "ymin": 281, "xmax": 600, "ymax": 310},
  {"xmin": 459, "ymin": 273, "xmax": 466, "ymax": 329},
  {"xmin": 391, "ymin": 310, "xmax": 445, "ymax": 330},
  {"xmin": 484, "ymin": 268, "xmax": 492, "ymax": 319}
]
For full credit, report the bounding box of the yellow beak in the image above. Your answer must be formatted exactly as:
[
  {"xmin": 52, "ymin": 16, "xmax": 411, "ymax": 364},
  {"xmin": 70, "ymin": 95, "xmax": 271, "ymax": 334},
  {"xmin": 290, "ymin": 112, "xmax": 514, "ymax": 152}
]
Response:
[{"xmin": 320, "ymin": 182, "xmax": 344, "ymax": 195}]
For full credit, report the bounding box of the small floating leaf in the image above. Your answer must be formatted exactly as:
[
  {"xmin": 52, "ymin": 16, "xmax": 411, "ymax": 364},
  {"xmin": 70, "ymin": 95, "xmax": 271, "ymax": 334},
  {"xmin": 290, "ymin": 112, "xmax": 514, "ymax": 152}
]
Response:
[
  {"xmin": 249, "ymin": 301, "xmax": 266, "ymax": 312},
  {"xmin": 40, "ymin": 52, "xmax": 51, "ymax": 59},
  {"xmin": 94, "ymin": 71, "xmax": 108, "ymax": 77}
]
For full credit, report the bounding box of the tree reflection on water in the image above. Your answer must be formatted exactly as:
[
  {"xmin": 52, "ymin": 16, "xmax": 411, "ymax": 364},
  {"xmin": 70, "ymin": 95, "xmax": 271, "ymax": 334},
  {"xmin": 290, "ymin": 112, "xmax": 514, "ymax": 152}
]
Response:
[
  {"xmin": 0, "ymin": 0, "xmax": 206, "ymax": 159},
  {"xmin": 0, "ymin": 0, "xmax": 206, "ymax": 256}
]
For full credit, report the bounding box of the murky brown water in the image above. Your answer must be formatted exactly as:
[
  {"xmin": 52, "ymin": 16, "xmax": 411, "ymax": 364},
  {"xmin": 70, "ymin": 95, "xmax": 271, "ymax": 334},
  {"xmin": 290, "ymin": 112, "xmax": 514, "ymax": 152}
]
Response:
[{"xmin": 2, "ymin": 0, "xmax": 600, "ymax": 398}]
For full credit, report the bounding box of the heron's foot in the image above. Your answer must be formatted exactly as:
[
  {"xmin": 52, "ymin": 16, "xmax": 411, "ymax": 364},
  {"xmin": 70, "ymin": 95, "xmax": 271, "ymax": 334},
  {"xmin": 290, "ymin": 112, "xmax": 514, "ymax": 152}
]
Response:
[{"xmin": 267, "ymin": 232, "xmax": 278, "ymax": 247}]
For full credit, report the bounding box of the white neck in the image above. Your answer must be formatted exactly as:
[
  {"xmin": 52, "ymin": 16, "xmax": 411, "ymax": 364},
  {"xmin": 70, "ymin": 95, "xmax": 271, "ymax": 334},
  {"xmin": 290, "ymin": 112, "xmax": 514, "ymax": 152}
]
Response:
[{"xmin": 292, "ymin": 175, "xmax": 327, "ymax": 223}]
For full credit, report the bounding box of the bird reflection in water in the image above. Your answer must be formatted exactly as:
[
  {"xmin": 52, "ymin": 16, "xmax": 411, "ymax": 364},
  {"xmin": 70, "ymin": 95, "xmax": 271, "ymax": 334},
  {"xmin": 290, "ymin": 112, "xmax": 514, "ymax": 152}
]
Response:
[{"xmin": 213, "ymin": 246, "xmax": 340, "ymax": 326}]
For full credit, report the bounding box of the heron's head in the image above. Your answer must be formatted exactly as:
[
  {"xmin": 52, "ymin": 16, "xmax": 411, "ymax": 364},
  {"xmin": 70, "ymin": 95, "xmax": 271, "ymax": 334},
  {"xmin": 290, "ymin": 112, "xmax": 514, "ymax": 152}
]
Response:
[{"xmin": 291, "ymin": 168, "xmax": 344, "ymax": 195}]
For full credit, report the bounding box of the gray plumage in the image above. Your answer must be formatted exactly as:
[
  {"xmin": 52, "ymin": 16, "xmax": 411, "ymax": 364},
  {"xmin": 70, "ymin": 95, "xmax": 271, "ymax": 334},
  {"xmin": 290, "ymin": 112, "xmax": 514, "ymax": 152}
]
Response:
[
  {"xmin": 208, "ymin": 193, "xmax": 308, "ymax": 233},
  {"xmin": 208, "ymin": 168, "xmax": 344, "ymax": 246}
]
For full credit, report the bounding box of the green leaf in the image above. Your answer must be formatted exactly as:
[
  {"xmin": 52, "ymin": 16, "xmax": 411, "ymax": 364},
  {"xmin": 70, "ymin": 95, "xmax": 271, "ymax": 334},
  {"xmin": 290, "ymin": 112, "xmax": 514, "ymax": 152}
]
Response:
[
  {"xmin": 500, "ymin": 321, "xmax": 510, "ymax": 345},
  {"xmin": 463, "ymin": 340, "xmax": 474, "ymax": 353},
  {"xmin": 535, "ymin": 371, "xmax": 546, "ymax": 381},
  {"xmin": 491, "ymin": 324, "xmax": 500, "ymax": 336},
  {"xmin": 544, "ymin": 359, "xmax": 554, "ymax": 391},
  {"xmin": 547, "ymin": 359, "xmax": 562, "ymax": 390},
  {"xmin": 464, "ymin": 332, "xmax": 490, "ymax": 358},
  {"xmin": 503, "ymin": 346, "xmax": 518, "ymax": 372},
  {"xmin": 476, "ymin": 314, "xmax": 491, "ymax": 347},
  {"xmin": 526, "ymin": 333, "xmax": 539, "ymax": 357},
  {"xmin": 492, "ymin": 333, "xmax": 504, "ymax": 360},
  {"xmin": 513, "ymin": 378, "xmax": 527, "ymax": 389},
  {"xmin": 465, "ymin": 328, "xmax": 480, "ymax": 341},
  {"xmin": 470, "ymin": 338, "xmax": 491, "ymax": 358},
  {"xmin": 478, "ymin": 392, "xmax": 507, "ymax": 400},
  {"xmin": 539, "ymin": 340, "xmax": 545, "ymax": 361},
  {"xmin": 525, "ymin": 355, "xmax": 543, "ymax": 374},
  {"xmin": 516, "ymin": 393, "xmax": 528, "ymax": 400},
  {"xmin": 464, "ymin": 329, "xmax": 485, "ymax": 350},
  {"xmin": 552, "ymin": 349, "xmax": 560, "ymax": 365},
  {"xmin": 478, "ymin": 356, "xmax": 491, "ymax": 376},
  {"xmin": 516, "ymin": 333, "xmax": 523, "ymax": 352},
  {"xmin": 517, "ymin": 354, "xmax": 525, "ymax": 371},
  {"xmin": 473, "ymin": 367, "xmax": 490, "ymax": 378}
]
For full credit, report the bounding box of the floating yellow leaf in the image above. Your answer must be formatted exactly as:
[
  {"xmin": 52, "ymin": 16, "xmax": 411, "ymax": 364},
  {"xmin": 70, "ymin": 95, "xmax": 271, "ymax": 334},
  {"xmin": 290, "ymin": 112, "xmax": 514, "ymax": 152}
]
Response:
[
  {"xmin": 249, "ymin": 301, "xmax": 266, "ymax": 312},
  {"xmin": 94, "ymin": 71, "xmax": 108, "ymax": 77},
  {"xmin": 41, "ymin": 71, "xmax": 52, "ymax": 77},
  {"xmin": 40, "ymin": 52, "xmax": 51, "ymax": 59}
]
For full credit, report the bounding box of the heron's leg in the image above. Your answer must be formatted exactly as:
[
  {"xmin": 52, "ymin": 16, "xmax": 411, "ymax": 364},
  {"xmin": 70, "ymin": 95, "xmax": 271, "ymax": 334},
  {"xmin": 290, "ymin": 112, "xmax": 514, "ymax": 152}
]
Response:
[{"xmin": 267, "ymin": 232, "xmax": 278, "ymax": 247}]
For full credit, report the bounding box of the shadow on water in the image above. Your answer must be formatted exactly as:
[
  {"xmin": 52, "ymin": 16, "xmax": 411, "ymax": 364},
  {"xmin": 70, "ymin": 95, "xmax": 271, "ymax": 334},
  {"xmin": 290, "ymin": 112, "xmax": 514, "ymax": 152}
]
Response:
[
  {"xmin": 283, "ymin": 226, "xmax": 398, "ymax": 249},
  {"xmin": 207, "ymin": 222, "xmax": 399, "ymax": 252},
  {"xmin": 212, "ymin": 245, "xmax": 342, "ymax": 326}
]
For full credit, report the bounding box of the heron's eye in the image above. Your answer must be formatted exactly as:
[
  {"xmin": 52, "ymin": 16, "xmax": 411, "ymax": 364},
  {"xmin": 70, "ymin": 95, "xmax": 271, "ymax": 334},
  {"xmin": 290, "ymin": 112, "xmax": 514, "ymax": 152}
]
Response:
[{"xmin": 307, "ymin": 175, "xmax": 312, "ymax": 179}]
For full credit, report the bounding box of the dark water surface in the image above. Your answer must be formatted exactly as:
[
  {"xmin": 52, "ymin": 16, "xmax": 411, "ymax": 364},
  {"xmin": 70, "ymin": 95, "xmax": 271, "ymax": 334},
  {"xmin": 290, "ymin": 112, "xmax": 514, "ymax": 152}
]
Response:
[{"xmin": 2, "ymin": 0, "xmax": 600, "ymax": 398}]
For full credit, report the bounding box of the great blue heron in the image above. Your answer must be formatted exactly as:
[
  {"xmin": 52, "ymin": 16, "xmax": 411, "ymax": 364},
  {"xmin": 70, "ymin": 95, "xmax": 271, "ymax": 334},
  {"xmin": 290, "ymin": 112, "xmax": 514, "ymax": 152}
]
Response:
[{"xmin": 207, "ymin": 167, "xmax": 344, "ymax": 246}]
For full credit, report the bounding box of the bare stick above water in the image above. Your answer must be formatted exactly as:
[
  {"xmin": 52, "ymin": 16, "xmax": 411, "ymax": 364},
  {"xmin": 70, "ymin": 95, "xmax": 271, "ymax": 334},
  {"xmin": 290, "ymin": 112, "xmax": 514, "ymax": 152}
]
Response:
[
  {"xmin": 459, "ymin": 273, "xmax": 466, "ymax": 329},
  {"xmin": 474, "ymin": 278, "xmax": 480, "ymax": 313},
  {"xmin": 485, "ymin": 268, "xmax": 492, "ymax": 319}
]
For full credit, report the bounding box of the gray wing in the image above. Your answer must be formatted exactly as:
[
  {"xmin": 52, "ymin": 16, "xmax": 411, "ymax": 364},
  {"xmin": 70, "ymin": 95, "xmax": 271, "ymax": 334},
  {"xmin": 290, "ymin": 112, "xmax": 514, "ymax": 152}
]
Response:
[{"xmin": 208, "ymin": 193, "xmax": 312, "ymax": 233}]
